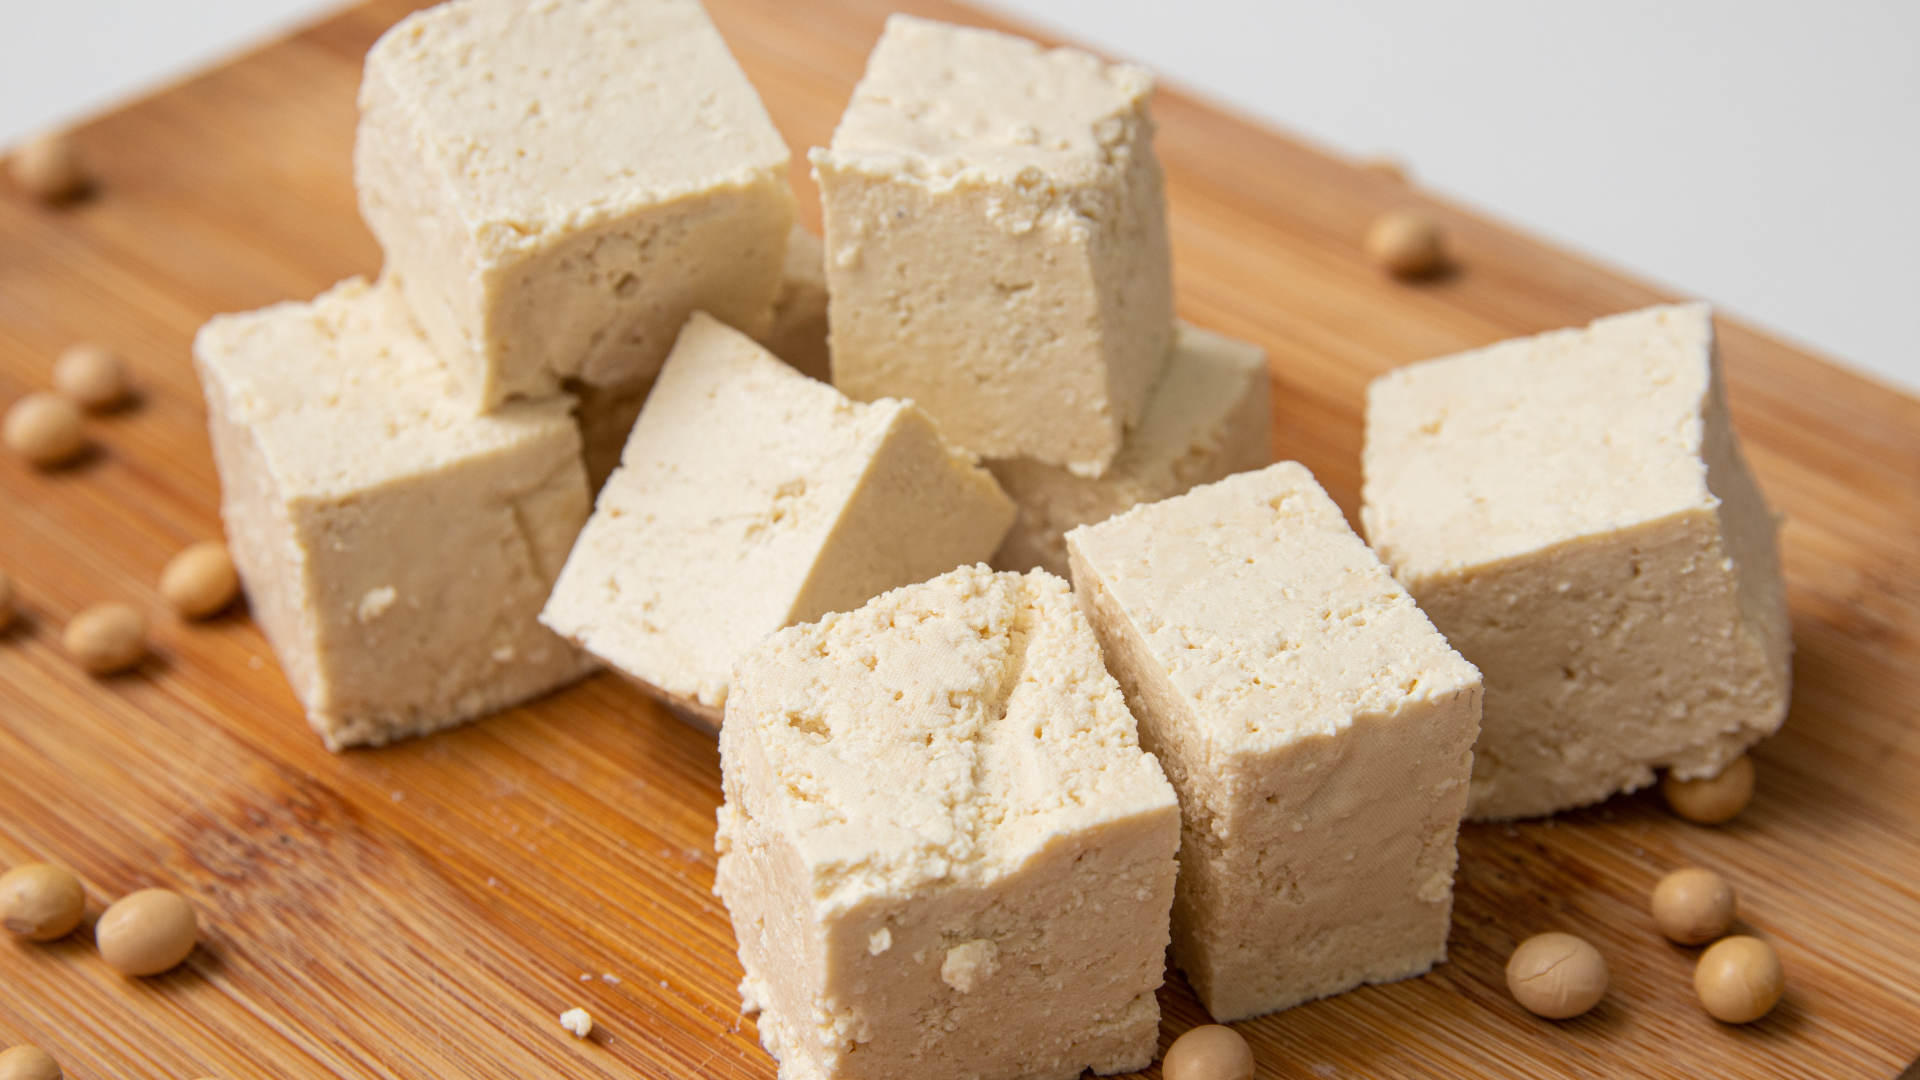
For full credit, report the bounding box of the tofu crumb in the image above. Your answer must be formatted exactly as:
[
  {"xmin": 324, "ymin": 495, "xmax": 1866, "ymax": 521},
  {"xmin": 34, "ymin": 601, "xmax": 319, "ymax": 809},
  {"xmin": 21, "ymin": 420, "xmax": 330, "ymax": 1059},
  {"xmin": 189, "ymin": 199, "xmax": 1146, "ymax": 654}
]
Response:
[
  {"xmin": 940, "ymin": 939, "xmax": 999, "ymax": 994},
  {"xmin": 357, "ymin": 585, "xmax": 398, "ymax": 623},
  {"xmin": 559, "ymin": 1007, "xmax": 593, "ymax": 1038}
]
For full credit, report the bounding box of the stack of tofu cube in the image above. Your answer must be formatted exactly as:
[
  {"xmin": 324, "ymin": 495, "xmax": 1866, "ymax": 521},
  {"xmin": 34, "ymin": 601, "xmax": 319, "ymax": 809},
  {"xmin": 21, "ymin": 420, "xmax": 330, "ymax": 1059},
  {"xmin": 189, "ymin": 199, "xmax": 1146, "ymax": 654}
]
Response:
[
  {"xmin": 542, "ymin": 10, "xmax": 1280, "ymax": 716},
  {"xmin": 193, "ymin": 0, "xmax": 803, "ymax": 749},
  {"xmin": 709, "ymin": 13, "xmax": 1480, "ymax": 1080},
  {"xmin": 709, "ymin": 18, "xmax": 1788, "ymax": 1080},
  {"xmin": 198, "ymin": 0, "xmax": 1045, "ymax": 749},
  {"xmin": 190, "ymin": 2, "xmax": 1792, "ymax": 1077}
]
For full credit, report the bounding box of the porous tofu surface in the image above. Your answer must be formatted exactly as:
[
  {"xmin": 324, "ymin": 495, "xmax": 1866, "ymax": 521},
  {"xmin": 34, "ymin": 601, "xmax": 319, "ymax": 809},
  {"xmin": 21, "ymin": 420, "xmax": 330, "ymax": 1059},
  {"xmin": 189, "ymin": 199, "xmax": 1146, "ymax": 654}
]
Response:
[
  {"xmin": 1367, "ymin": 303, "xmax": 1743, "ymax": 576},
  {"xmin": 827, "ymin": 14, "xmax": 1153, "ymax": 183},
  {"xmin": 815, "ymin": 15, "xmax": 1173, "ymax": 475},
  {"xmin": 1363, "ymin": 303, "xmax": 1791, "ymax": 819},
  {"xmin": 715, "ymin": 565, "xmax": 1181, "ymax": 1080},
  {"xmin": 540, "ymin": 313, "xmax": 1015, "ymax": 709},
  {"xmin": 1066, "ymin": 462, "xmax": 1481, "ymax": 1020},
  {"xmin": 198, "ymin": 279, "xmax": 579, "ymax": 498},
  {"xmin": 193, "ymin": 276, "xmax": 594, "ymax": 750},
  {"xmin": 991, "ymin": 322, "xmax": 1270, "ymax": 578},
  {"xmin": 356, "ymin": 0, "xmax": 794, "ymax": 406}
]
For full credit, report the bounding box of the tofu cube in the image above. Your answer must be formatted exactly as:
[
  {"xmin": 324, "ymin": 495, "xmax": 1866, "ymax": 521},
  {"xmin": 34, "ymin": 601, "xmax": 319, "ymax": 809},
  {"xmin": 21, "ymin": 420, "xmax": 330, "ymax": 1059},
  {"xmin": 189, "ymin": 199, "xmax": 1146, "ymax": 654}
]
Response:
[
  {"xmin": 1067, "ymin": 463, "xmax": 1482, "ymax": 1021},
  {"xmin": 541, "ymin": 313, "xmax": 1017, "ymax": 709},
  {"xmin": 1362, "ymin": 303, "xmax": 1792, "ymax": 820},
  {"xmin": 815, "ymin": 15, "xmax": 1174, "ymax": 476},
  {"xmin": 194, "ymin": 277, "xmax": 596, "ymax": 751},
  {"xmin": 355, "ymin": 0, "xmax": 795, "ymax": 411},
  {"xmin": 715, "ymin": 565, "xmax": 1182, "ymax": 1080},
  {"xmin": 991, "ymin": 323, "xmax": 1270, "ymax": 578}
]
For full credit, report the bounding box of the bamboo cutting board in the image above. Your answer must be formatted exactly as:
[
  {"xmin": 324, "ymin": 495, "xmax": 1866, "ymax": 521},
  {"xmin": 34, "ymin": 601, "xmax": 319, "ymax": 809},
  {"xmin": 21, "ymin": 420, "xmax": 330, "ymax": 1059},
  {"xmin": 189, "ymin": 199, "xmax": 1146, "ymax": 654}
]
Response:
[{"xmin": 2, "ymin": 0, "xmax": 1918, "ymax": 1077}]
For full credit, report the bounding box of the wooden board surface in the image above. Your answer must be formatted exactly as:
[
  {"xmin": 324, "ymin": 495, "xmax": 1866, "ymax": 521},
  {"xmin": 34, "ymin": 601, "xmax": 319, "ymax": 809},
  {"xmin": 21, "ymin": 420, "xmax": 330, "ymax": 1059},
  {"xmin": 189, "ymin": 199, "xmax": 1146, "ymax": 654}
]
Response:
[{"xmin": 3, "ymin": 1, "xmax": 1918, "ymax": 1077}]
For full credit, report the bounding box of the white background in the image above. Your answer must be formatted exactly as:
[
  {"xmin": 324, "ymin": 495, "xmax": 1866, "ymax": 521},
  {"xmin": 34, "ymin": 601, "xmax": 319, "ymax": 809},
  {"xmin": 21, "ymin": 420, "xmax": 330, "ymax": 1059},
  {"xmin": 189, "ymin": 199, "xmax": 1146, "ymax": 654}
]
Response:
[{"xmin": 3, "ymin": 0, "xmax": 1915, "ymax": 395}]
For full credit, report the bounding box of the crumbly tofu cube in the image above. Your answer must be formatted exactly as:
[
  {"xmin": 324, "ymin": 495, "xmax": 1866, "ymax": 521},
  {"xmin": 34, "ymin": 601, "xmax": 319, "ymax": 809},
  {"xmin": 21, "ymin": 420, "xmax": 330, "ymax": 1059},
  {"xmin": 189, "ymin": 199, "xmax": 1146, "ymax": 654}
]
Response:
[
  {"xmin": 759, "ymin": 224, "xmax": 832, "ymax": 383},
  {"xmin": 194, "ymin": 277, "xmax": 596, "ymax": 751},
  {"xmin": 355, "ymin": 0, "xmax": 795, "ymax": 411},
  {"xmin": 991, "ymin": 323, "xmax": 1270, "ymax": 578},
  {"xmin": 715, "ymin": 565, "xmax": 1182, "ymax": 1080},
  {"xmin": 1362, "ymin": 302, "xmax": 1791, "ymax": 820},
  {"xmin": 814, "ymin": 14, "xmax": 1174, "ymax": 476},
  {"xmin": 1067, "ymin": 463, "xmax": 1482, "ymax": 1021},
  {"xmin": 541, "ymin": 313, "xmax": 1017, "ymax": 709}
]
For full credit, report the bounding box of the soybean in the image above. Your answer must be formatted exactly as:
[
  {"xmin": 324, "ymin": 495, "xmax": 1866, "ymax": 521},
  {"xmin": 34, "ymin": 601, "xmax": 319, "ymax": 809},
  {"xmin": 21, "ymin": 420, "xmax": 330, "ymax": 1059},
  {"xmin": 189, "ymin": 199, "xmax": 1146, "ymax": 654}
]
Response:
[
  {"xmin": 1162, "ymin": 1024, "xmax": 1254, "ymax": 1080},
  {"xmin": 1664, "ymin": 755, "xmax": 1755, "ymax": 824},
  {"xmin": 4, "ymin": 393, "xmax": 86, "ymax": 468},
  {"xmin": 0, "ymin": 1045, "xmax": 61, "ymax": 1080},
  {"xmin": 0, "ymin": 863, "xmax": 85, "ymax": 941},
  {"xmin": 63, "ymin": 602, "xmax": 146, "ymax": 675},
  {"xmin": 9, "ymin": 132, "xmax": 88, "ymax": 203},
  {"xmin": 1652, "ymin": 867, "xmax": 1736, "ymax": 945},
  {"xmin": 1695, "ymin": 935, "xmax": 1784, "ymax": 1023},
  {"xmin": 53, "ymin": 343, "xmax": 129, "ymax": 411},
  {"xmin": 96, "ymin": 888, "xmax": 197, "ymax": 976},
  {"xmin": 1366, "ymin": 211, "xmax": 1447, "ymax": 278},
  {"xmin": 1506, "ymin": 932, "xmax": 1608, "ymax": 1019},
  {"xmin": 160, "ymin": 542, "xmax": 239, "ymax": 619}
]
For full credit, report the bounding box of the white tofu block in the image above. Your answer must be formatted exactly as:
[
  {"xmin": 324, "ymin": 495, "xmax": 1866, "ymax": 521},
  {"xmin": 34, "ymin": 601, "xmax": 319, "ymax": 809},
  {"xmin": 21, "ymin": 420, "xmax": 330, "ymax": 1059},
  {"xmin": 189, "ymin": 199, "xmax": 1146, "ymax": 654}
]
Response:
[
  {"xmin": 990, "ymin": 323, "xmax": 1271, "ymax": 578},
  {"xmin": 715, "ymin": 565, "xmax": 1181, "ymax": 1080},
  {"xmin": 194, "ymin": 277, "xmax": 596, "ymax": 751},
  {"xmin": 814, "ymin": 14, "xmax": 1174, "ymax": 476},
  {"xmin": 355, "ymin": 0, "xmax": 795, "ymax": 411},
  {"xmin": 1067, "ymin": 463, "xmax": 1482, "ymax": 1021},
  {"xmin": 1362, "ymin": 303, "xmax": 1792, "ymax": 821},
  {"xmin": 541, "ymin": 313, "xmax": 1017, "ymax": 709},
  {"xmin": 759, "ymin": 224, "xmax": 832, "ymax": 383}
]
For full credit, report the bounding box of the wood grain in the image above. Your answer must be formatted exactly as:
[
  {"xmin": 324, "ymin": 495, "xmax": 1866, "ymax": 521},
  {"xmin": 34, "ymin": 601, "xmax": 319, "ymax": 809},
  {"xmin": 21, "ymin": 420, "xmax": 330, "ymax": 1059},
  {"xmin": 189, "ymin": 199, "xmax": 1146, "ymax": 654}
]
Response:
[{"xmin": 2, "ymin": 0, "xmax": 1918, "ymax": 1077}]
